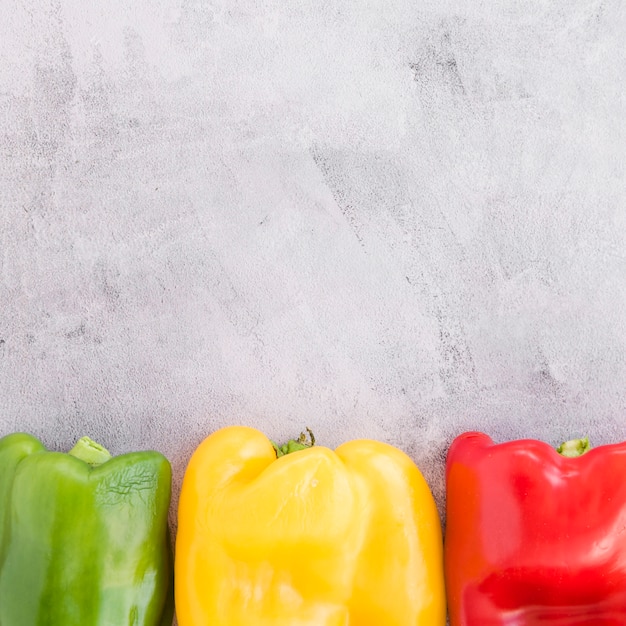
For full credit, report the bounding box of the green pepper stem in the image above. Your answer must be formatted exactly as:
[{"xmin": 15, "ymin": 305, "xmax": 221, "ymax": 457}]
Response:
[
  {"xmin": 271, "ymin": 428, "xmax": 316, "ymax": 458},
  {"xmin": 556, "ymin": 437, "xmax": 591, "ymax": 458},
  {"xmin": 68, "ymin": 436, "xmax": 113, "ymax": 466}
]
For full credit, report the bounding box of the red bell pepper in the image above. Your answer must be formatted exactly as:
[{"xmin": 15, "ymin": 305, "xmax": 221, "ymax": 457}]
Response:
[{"xmin": 445, "ymin": 431, "xmax": 626, "ymax": 626}]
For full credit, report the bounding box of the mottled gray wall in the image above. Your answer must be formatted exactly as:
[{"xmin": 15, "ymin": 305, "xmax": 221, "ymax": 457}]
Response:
[{"xmin": 1, "ymin": 0, "xmax": 625, "ymax": 605}]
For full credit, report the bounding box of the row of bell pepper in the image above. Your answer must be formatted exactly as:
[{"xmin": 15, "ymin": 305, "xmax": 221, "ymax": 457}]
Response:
[{"xmin": 1, "ymin": 425, "xmax": 624, "ymax": 625}]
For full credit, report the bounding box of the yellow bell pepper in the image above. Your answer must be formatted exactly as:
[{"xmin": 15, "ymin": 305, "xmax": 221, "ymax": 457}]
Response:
[{"xmin": 175, "ymin": 425, "xmax": 445, "ymax": 626}]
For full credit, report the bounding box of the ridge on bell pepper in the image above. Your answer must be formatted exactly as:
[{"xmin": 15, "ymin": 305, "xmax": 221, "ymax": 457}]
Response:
[
  {"xmin": 0, "ymin": 431, "xmax": 173, "ymax": 626},
  {"xmin": 445, "ymin": 431, "xmax": 626, "ymax": 626},
  {"xmin": 175, "ymin": 425, "xmax": 446, "ymax": 626}
]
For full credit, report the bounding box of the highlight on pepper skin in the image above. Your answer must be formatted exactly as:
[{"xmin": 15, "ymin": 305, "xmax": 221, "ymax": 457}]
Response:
[{"xmin": 175, "ymin": 425, "xmax": 446, "ymax": 626}]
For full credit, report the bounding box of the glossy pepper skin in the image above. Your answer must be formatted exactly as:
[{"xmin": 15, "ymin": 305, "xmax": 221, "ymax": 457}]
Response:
[
  {"xmin": 175, "ymin": 425, "xmax": 446, "ymax": 626},
  {"xmin": 0, "ymin": 432, "xmax": 173, "ymax": 626},
  {"xmin": 445, "ymin": 431, "xmax": 626, "ymax": 626}
]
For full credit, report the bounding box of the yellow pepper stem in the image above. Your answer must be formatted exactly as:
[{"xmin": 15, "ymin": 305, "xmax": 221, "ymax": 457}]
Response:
[{"xmin": 271, "ymin": 428, "xmax": 316, "ymax": 458}]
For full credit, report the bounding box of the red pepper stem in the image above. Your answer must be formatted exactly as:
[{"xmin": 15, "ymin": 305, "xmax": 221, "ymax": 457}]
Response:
[
  {"xmin": 556, "ymin": 437, "xmax": 591, "ymax": 458},
  {"xmin": 68, "ymin": 436, "xmax": 113, "ymax": 466},
  {"xmin": 271, "ymin": 428, "xmax": 316, "ymax": 458}
]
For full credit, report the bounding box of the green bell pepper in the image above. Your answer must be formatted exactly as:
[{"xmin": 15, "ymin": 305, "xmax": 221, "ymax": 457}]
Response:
[{"xmin": 0, "ymin": 432, "xmax": 173, "ymax": 626}]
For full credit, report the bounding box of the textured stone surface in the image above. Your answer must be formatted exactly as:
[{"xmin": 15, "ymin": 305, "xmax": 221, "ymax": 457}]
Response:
[{"xmin": 1, "ymin": 0, "xmax": 625, "ymax": 566}]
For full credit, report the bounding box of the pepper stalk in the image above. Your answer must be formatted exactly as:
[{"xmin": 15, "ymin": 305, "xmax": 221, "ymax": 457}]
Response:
[
  {"xmin": 271, "ymin": 428, "xmax": 316, "ymax": 457},
  {"xmin": 556, "ymin": 437, "xmax": 591, "ymax": 458}
]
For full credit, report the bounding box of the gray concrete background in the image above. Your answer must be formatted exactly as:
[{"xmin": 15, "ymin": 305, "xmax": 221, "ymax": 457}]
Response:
[{"xmin": 1, "ymin": 0, "xmax": 625, "ymax": 600}]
